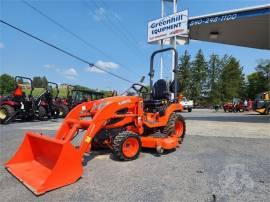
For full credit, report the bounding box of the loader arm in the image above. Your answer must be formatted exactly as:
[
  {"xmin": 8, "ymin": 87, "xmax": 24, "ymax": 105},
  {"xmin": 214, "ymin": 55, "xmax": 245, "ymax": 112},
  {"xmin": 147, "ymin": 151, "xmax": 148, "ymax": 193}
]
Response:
[
  {"xmin": 55, "ymin": 96, "xmax": 143, "ymax": 154},
  {"xmin": 5, "ymin": 96, "xmax": 143, "ymax": 195}
]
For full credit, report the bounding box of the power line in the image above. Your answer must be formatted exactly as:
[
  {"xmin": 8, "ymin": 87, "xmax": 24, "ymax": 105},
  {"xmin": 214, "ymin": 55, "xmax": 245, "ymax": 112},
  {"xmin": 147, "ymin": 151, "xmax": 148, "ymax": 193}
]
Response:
[
  {"xmin": 87, "ymin": 1, "xmax": 146, "ymax": 67},
  {"xmin": 100, "ymin": 0, "xmax": 148, "ymax": 57},
  {"xmin": 0, "ymin": 19, "xmax": 134, "ymax": 84},
  {"xmin": 98, "ymin": 0, "xmax": 146, "ymax": 58},
  {"xmin": 22, "ymin": 0, "xmax": 142, "ymax": 78},
  {"xmin": 22, "ymin": 0, "xmax": 108, "ymax": 60}
]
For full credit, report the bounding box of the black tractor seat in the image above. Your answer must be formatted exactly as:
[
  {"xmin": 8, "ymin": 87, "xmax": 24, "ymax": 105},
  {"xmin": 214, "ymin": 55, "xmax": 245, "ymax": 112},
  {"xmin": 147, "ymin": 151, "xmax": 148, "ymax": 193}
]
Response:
[
  {"xmin": 144, "ymin": 79, "xmax": 171, "ymax": 112},
  {"xmin": 143, "ymin": 99, "xmax": 169, "ymax": 107}
]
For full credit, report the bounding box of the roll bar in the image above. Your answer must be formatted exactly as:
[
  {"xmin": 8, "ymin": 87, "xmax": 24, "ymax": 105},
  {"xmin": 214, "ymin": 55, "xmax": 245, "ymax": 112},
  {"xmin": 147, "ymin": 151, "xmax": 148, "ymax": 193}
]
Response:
[
  {"xmin": 149, "ymin": 48, "xmax": 178, "ymax": 98},
  {"xmin": 47, "ymin": 82, "xmax": 59, "ymax": 98},
  {"xmin": 14, "ymin": 76, "xmax": 34, "ymax": 96},
  {"xmin": 62, "ymin": 83, "xmax": 75, "ymax": 97}
]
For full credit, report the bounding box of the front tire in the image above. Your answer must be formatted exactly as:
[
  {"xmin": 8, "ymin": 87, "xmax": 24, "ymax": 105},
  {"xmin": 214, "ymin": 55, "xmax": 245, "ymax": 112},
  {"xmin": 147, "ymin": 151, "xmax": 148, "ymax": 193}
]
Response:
[
  {"xmin": 112, "ymin": 131, "xmax": 141, "ymax": 161},
  {"xmin": 0, "ymin": 105, "xmax": 15, "ymax": 124},
  {"xmin": 38, "ymin": 106, "xmax": 47, "ymax": 121},
  {"xmin": 188, "ymin": 108, "xmax": 192, "ymax": 112},
  {"xmin": 58, "ymin": 104, "xmax": 69, "ymax": 118},
  {"xmin": 264, "ymin": 106, "xmax": 270, "ymax": 115}
]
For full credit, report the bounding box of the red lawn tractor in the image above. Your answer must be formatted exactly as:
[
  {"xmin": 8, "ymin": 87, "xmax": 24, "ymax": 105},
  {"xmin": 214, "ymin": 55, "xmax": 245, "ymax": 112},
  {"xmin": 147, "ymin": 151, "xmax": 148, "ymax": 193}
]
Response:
[
  {"xmin": 0, "ymin": 76, "xmax": 40, "ymax": 123},
  {"xmin": 38, "ymin": 81, "xmax": 73, "ymax": 119},
  {"xmin": 223, "ymin": 101, "xmax": 245, "ymax": 112}
]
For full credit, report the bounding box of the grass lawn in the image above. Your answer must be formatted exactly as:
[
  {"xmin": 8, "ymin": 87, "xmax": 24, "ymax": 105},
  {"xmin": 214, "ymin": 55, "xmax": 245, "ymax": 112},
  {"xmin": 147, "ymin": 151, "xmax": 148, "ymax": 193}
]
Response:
[{"xmin": 23, "ymin": 87, "xmax": 67, "ymax": 98}]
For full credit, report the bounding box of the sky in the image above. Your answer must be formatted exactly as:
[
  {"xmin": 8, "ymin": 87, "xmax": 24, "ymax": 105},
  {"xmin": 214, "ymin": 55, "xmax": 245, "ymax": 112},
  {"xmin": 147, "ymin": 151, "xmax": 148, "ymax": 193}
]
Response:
[{"xmin": 0, "ymin": 0, "xmax": 269, "ymax": 92}]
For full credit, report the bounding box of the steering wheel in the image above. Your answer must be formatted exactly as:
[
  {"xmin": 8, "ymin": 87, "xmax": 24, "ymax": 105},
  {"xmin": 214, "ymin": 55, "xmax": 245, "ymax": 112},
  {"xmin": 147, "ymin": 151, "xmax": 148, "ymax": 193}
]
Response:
[{"xmin": 131, "ymin": 83, "xmax": 148, "ymax": 94}]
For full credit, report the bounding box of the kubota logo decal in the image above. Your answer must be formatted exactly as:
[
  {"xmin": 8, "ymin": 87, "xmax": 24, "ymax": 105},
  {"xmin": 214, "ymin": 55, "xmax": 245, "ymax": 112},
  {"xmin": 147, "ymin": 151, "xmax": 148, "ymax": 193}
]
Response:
[{"xmin": 118, "ymin": 99, "xmax": 131, "ymax": 105}]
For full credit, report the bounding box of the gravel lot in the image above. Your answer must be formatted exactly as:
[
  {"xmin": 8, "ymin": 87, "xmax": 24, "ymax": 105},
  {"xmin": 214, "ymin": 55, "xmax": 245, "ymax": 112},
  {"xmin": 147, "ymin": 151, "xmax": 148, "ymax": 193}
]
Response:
[{"xmin": 0, "ymin": 109, "xmax": 269, "ymax": 201}]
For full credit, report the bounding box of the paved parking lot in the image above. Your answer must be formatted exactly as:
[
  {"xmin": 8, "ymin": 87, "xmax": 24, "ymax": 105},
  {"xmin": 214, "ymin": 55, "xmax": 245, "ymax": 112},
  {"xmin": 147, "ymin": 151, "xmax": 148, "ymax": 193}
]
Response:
[{"xmin": 0, "ymin": 109, "xmax": 269, "ymax": 201}]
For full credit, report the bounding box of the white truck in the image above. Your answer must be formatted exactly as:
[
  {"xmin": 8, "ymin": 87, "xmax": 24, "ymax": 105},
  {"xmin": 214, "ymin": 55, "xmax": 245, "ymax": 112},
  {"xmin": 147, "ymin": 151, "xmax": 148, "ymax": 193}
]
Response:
[{"xmin": 180, "ymin": 97, "xmax": 194, "ymax": 112}]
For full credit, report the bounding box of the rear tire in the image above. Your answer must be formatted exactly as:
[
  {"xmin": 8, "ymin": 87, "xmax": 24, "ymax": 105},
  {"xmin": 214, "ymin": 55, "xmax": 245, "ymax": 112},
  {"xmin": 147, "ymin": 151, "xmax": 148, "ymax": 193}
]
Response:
[
  {"xmin": 161, "ymin": 113, "xmax": 186, "ymax": 144},
  {"xmin": 38, "ymin": 106, "xmax": 47, "ymax": 121},
  {"xmin": 51, "ymin": 106, "xmax": 60, "ymax": 119},
  {"xmin": 264, "ymin": 106, "xmax": 270, "ymax": 115},
  {"xmin": 0, "ymin": 105, "xmax": 15, "ymax": 124},
  {"xmin": 188, "ymin": 108, "xmax": 192, "ymax": 112},
  {"xmin": 58, "ymin": 104, "xmax": 69, "ymax": 118},
  {"xmin": 112, "ymin": 131, "xmax": 141, "ymax": 161}
]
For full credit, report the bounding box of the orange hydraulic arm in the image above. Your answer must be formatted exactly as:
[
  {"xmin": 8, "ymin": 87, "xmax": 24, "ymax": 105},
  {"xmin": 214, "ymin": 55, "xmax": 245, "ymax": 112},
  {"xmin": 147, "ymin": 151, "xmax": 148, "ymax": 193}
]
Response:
[{"xmin": 5, "ymin": 96, "xmax": 142, "ymax": 195}]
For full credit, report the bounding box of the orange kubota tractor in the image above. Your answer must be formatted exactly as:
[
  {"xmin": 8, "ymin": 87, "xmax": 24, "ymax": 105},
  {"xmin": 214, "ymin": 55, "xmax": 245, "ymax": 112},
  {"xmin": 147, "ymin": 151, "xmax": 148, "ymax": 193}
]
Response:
[{"xmin": 5, "ymin": 48, "xmax": 186, "ymax": 195}]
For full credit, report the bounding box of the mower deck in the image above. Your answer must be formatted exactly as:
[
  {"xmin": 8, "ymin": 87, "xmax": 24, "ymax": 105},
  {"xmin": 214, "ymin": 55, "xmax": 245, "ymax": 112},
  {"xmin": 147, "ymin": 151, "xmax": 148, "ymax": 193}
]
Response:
[{"xmin": 141, "ymin": 133, "xmax": 179, "ymax": 150}]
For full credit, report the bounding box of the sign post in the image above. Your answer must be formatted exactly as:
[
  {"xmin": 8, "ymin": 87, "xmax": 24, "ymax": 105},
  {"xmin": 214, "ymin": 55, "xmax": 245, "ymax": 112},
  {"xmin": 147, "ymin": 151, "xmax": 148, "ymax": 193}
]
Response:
[
  {"xmin": 172, "ymin": 0, "xmax": 177, "ymax": 98},
  {"xmin": 160, "ymin": 0, "xmax": 165, "ymax": 79},
  {"xmin": 148, "ymin": 1, "xmax": 188, "ymax": 98}
]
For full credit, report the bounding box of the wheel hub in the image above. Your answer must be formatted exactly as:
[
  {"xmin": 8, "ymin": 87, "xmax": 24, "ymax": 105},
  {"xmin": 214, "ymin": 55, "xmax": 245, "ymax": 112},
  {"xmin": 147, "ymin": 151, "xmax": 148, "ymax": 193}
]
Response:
[
  {"xmin": 59, "ymin": 111, "xmax": 63, "ymax": 116},
  {"xmin": 122, "ymin": 137, "xmax": 139, "ymax": 158},
  {"xmin": 0, "ymin": 109, "xmax": 7, "ymax": 119},
  {"xmin": 173, "ymin": 120, "xmax": 184, "ymax": 138}
]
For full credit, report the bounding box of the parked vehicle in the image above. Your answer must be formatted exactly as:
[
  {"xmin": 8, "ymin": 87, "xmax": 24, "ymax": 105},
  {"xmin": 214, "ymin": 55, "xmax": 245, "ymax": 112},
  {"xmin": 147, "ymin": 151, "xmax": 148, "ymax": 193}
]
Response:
[
  {"xmin": 52, "ymin": 84, "xmax": 73, "ymax": 118},
  {"xmin": 253, "ymin": 91, "xmax": 270, "ymax": 115},
  {"xmin": 67, "ymin": 88, "xmax": 104, "ymax": 109},
  {"xmin": 37, "ymin": 82, "xmax": 63, "ymax": 119},
  {"xmin": 223, "ymin": 99, "xmax": 245, "ymax": 112},
  {"xmin": 180, "ymin": 97, "xmax": 193, "ymax": 112},
  {"xmin": 57, "ymin": 84, "xmax": 105, "ymax": 118},
  {"xmin": 0, "ymin": 76, "xmax": 44, "ymax": 123},
  {"xmin": 5, "ymin": 48, "xmax": 186, "ymax": 195}
]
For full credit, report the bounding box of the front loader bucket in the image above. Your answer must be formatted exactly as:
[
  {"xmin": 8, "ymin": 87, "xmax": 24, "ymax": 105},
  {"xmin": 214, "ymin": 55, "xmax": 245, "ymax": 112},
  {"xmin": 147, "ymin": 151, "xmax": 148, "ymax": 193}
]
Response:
[{"xmin": 5, "ymin": 132, "xmax": 83, "ymax": 195}]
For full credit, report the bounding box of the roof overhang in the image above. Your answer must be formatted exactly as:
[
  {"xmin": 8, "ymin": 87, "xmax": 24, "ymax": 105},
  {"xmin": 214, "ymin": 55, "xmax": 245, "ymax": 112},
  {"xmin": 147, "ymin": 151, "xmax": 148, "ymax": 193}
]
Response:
[
  {"xmin": 150, "ymin": 4, "xmax": 270, "ymax": 50},
  {"xmin": 188, "ymin": 4, "xmax": 270, "ymax": 50}
]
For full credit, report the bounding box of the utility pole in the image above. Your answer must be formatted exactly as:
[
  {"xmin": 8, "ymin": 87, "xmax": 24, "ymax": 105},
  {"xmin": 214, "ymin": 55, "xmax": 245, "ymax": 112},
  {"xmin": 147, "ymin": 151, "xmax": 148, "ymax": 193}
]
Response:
[
  {"xmin": 172, "ymin": 0, "xmax": 177, "ymax": 99},
  {"xmin": 160, "ymin": 0, "xmax": 178, "ymax": 82},
  {"xmin": 154, "ymin": 0, "xmax": 188, "ymax": 99},
  {"xmin": 160, "ymin": 0, "xmax": 164, "ymax": 79}
]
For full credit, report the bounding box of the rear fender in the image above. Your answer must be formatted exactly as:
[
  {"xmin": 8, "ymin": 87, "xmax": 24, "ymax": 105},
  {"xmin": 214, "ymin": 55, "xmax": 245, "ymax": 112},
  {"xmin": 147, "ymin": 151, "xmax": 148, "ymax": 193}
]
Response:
[
  {"xmin": 143, "ymin": 103, "xmax": 183, "ymax": 128},
  {"xmin": 1, "ymin": 100, "xmax": 19, "ymax": 107},
  {"xmin": 40, "ymin": 101, "xmax": 48, "ymax": 106}
]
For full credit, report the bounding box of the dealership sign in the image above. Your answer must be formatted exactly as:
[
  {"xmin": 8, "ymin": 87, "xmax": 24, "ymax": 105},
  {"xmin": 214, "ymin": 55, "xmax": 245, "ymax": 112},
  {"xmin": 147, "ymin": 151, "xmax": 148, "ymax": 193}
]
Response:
[{"xmin": 148, "ymin": 10, "xmax": 188, "ymax": 43}]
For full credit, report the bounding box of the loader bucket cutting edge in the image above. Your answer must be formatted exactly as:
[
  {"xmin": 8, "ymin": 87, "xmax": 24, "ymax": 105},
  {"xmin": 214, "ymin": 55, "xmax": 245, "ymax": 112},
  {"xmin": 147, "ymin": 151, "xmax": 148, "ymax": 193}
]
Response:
[{"xmin": 5, "ymin": 132, "xmax": 83, "ymax": 195}]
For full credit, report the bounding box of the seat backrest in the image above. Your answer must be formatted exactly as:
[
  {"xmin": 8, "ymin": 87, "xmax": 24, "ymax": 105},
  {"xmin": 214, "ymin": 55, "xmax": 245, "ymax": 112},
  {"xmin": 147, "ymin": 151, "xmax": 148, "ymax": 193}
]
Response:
[
  {"xmin": 152, "ymin": 79, "xmax": 170, "ymax": 100},
  {"xmin": 13, "ymin": 86, "xmax": 23, "ymax": 97},
  {"xmin": 169, "ymin": 79, "xmax": 182, "ymax": 93}
]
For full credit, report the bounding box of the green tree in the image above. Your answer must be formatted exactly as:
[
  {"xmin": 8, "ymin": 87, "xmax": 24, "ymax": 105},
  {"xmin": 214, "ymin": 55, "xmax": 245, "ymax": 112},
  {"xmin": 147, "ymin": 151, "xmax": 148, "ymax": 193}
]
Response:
[
  {"xmin": 246, "ymin": 72, "xmax": 266, "ymax": 99},
  {"xmin": 177, "ymin": 50, "xmax": 191, "ymax": 98},
  {"xmin": 33, "ymin": 76, "xmax": 48, "ymax": 88},
  {"xmin": 207, "ymin": 54, "xmax": 222, "ymax": 105},
  {"xmin": 33, "ymin": 76, "xmax": 42, "ymax": 88},
  {"xmin": 0, "ymin": 74, "xmax": 15, "ymax": 95},
  {"xmin": 74, "ymin": 85, "xmax": 91, "ymax": 91},
  {"xmin": 42, "ymin": 76, "xmax": 48, "ymax": 87},
  {"xmin": 190, "ymin": 49, "xmax": 207, "ymax": 104},
  {"xmin": 256, "ymin": 59, "xmax": 270, "ymax": 90},
  {"xmin": 220, "ymin": 56, "xmax": 245, "ymax": 101}
]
